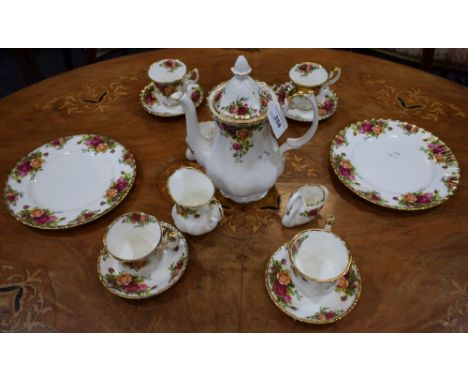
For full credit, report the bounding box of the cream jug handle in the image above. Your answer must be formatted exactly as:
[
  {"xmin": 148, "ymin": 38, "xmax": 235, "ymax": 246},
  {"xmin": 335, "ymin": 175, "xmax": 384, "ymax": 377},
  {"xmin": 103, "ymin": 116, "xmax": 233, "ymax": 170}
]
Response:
[
  {"xmin": 278, "ymin": 92, "xmax": 319, "ymax": 157},
  {"xmin": 285, "ymin": 191, "xmax": 302, "ymax": 217},
  {"xmin": 324, "ymin": 67, "xmax": 341, "ymax": 87}
]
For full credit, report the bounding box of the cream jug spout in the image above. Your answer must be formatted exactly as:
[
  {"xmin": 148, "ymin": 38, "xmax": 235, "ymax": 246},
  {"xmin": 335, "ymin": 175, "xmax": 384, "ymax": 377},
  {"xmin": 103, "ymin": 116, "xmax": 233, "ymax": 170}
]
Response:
[{"xmin": 171, "ymin": 91, "xmax": 211, "ymax": 166}]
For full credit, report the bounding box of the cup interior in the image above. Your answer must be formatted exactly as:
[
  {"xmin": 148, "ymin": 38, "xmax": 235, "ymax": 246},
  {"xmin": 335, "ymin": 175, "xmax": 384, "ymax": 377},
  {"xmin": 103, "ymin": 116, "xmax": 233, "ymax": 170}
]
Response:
[
  {"xmin": 105, "ymin": 212, "xmax": 161, "ymax": 262},
  {"xmin": 289, "ymin": 62, "xmax": 328, "ymax": 88},
  {"xmin": 290, "ymin": 230, "xmax": 349, "ymax": 281},
  {"xmin": 299, "ymin": 185, "xmax": 326, "ymax": 207},
  {"xmin": 168, "ymin": 167, "xmax": 214, "ymax": 207},
  {"xmin": 148, "ymin": 59, "xmax": 187, "ymax": 83}
]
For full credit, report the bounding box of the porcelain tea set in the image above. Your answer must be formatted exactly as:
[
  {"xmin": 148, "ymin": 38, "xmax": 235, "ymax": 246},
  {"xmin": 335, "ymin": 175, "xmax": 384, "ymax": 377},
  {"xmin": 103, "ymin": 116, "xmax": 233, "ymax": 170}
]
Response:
[{"xmin": 3, "ymin": 53, "xmax": 460, "ymax": 325}]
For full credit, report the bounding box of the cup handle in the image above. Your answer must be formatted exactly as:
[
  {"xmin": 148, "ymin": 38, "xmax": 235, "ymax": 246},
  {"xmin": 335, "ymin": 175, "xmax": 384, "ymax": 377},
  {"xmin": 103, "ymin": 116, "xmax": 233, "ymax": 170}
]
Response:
[
  {"xmin": 324, "ymin": 67, "xmax": 341, "ymax": 87},
  {"xmin": 324, "ymin": 214, "xmax": 335, "ymax": 232},
  {"xmin": 185, "ymin": 68, "xmax": 199, "ymax": 84},
  {"xmin": 209, "ymin": 198, "xmax": 224, "ymax": 222}
]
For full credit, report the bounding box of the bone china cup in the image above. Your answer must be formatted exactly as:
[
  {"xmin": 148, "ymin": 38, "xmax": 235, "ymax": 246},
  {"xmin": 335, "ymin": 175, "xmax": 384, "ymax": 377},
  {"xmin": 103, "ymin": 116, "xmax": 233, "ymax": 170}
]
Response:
[
  {"xmin": 103, "ymin": 212, "xmax": 162, "ymax": 263},
  {"xmin": 148, "ymin": 58, "xmax": 199, "ymax": 107},
  {"xmin": 288, "ymin": 222, "xmax": 352, "ymax": 294}
]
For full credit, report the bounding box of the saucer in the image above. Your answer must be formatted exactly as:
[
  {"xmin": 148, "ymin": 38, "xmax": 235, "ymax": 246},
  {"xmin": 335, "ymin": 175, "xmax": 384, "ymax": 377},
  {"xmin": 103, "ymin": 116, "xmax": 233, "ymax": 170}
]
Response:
[
  {"xmin": 272, "ymin": 81, "xmax": 338, "ymax": 122},
  {"xmin": 265, "ymin": 243, "xmax": 361, "ymax": 324},
  {"xmin": 97, "ymin": 221, "xmax": 188, "ymax": 299},
  {"xmin": 140, "ymin": 82, "xmax": 204, "ymax": 117}
]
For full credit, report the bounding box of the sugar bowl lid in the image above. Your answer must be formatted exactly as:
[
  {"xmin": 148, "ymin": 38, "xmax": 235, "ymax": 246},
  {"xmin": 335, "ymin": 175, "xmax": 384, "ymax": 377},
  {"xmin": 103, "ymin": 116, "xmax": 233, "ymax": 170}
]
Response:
[{"xmin": 207, "ymin": 55, "xmax": 271, "ymax": 125}]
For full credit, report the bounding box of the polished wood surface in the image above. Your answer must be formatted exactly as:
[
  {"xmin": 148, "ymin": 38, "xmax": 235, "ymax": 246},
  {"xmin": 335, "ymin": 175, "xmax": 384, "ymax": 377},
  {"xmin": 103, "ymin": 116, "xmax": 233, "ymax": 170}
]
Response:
[{"xmin": 1, "ymin": 48, "xmax": 467, "ymax": 332}]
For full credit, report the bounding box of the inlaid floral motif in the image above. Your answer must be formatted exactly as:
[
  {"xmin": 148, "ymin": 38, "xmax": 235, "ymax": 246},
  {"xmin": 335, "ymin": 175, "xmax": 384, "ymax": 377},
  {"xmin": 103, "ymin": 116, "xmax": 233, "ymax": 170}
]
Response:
[
  {"xmin": 351, "ymin": 119, "xmax": 390, "ymax": 138},
  {"xmin": 104, "ymin": 268, "xmax": 153, "ymax": 296},
  {"xmin": 18, "ymin": 206, "xmax": 65, "ymax": 227},
  {"xmin": 318, "ymin": 94, "xmax": 336, "ymax": 117},
  {"xmin": 45, "ymin": 137, "xmax": 72, "ymax": 149},
  {"xmin": 218, "ymin": 121, "xmax": 264, "ymax": 162},
  {"xmin": 307, "ymin": 307, "xmax": 344, "ymax": 321},
  {"xmin": 443, "ymin": 173, "xmax": 460, "ymax": 192},
  {"xmin": 421, "ymin": 137, "xmax": 456, "ymax": 167},
  {"xmin": 159, "ymin": 59, "xmax": 182, "ymax": 72},
  {"xmin": 168, "ymin": 254, "xmax": 188, "ymax": 282},
  {"xmin": 221, "ymin": 96, "xmax": 257, "ymax": 117},
  {"xmin": 122, "ymin": 212, "xmax": 156, "ymax": 227},
  {"xmin": 400, "ymin": 122, "xmax": 420, "ymax": 135},
  {"xmin": 4, "ymin": 185, "xmax": 22, "ymax": 206},
  {"xmin": 102, "ymin": 172, "xmax": 132, "ymax": 206},
  {"xmin": 143, "ymin": 86, "xmax": 158, "ymax": 106},
  {"xmin": 335, "ymin": 268, "xmax": 359, "ymax": 301},
  {"xmin": 268, "ymin": 259, "xmax": 301, "ymax": 309},
  {"xmin": 299, "ymin": 208, "xmax": 319, "ymax": 218},
  {"xmin": 67, "ymin": 209, "xmax": 100, "ymax": 225},
  {"xmin": 176, "ymin": 205, "xmax": 200, "ymax": 219},
  {"xmin": 393, "ymin": 190, "xmax": 442, "ymax": 208},
  {"xmin": 78, "ymin": 134, "xmax": 117, "ymax": 154},
  {"xmin": 295, "ymin": 63, "xmax": 319, "ymax": 76},
  {"xmin": 331, "ymin": 153, "xmax": 360, "ymax": 186},
  {"xmin": 12, "ymin": 151, "xmax": 48, "ymax": 183}
]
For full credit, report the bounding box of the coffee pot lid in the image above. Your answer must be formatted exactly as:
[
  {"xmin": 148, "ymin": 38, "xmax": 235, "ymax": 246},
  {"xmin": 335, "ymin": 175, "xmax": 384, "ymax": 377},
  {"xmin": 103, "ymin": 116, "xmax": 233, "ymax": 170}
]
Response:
[{"xmin": 208, "ymin": 55, "xmax": 271, "ymax": 125}]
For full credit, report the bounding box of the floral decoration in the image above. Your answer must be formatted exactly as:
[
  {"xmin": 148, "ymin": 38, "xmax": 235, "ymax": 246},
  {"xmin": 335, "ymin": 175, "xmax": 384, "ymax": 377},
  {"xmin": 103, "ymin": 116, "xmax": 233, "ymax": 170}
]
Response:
[
  {"xmin": 67, "ymin": 209, "xmax": 100, "ymax": 225},
  {"xmin": 443, "ymin": 173, "xmax": 460, "ymax": 192},
  {"xmin": 176, "ymin": 205, "xmax": 200, "ymax": 219},
  {"xmin": 159, "ymin": 59, "xmax": 182, "ymax": 72},
  {"xmin": 307, "ymin": 307, "xmax": 344, "ymax": 321},
  {"xmin": 124, "ymin": 260, "xmax": 148, "ymax": 271},
  {"xmin": 299, "ymin": 208, "xmax": 319, "ymax": 218},
  {"xmin": 45, "ymin": 137, "xmax": 72, "ymax": 149},
  {"xmin": 290, "ymin": 234, "xmax": 308, "ymax": 257},
  {"xmin": 122, "ymin": 212, "xmax": 156, "ymax": 227},
  {"xmin": 355, "ymin": 190, "xmax": 385, "ymax": 205},
  {"xmin": 400, "ymin": 122, "xmax": 420, "ymax": 135},
  {"xmin": 102, "ymin": 172, "xmax": 132, "ymax": 206},
  {"xmin": 12, "ymin": 151, "xmax": 47, "ymax": 183},
  {"xmin": 78, "ymin": 134, "xmax": 116, "ymax": 154},
  {"xmin": 332, "ymin": 130, "xmax": 348, "ymax": 148},
  {"xmin": 18, "ymin": 206, "xmax": 65, "ymax": 227},
  {"xmin": 221, "ymin": 96, "xmax": 257, "ymax": 118},
  {"xmin": 4, "ymin": 185, "xmax": 22, "ymax": 206},
  {"xmin": 351, "ymin": 119, "xmax": 390, "ymax": 138},
  {"xmin": 104, "ymin": 268, "xmax": 154, "ymax": 296},
  {"xmin": 155, "ymin": 82, "xmax": 179, "ymax": 97},
  {"xmin": 335, "ymin": 268, "xmax": 359, "ymax": 301},
  {"xmin": 168, "ymin": 254, "xmax": 188, "ymax": 282},
  {"xmin": 143, "ymin": 86, "xmax": 158, "ymax": 106},
  {"xmin": 119, "ymin": 150, "xmax": 135, "ymax": 166},
  {"xmin": 393, "ymin": 190, "xmax": 442, "ymax": 208},
  {"xmin": 331, "ymin": 153, "xmax": 360, "ymax": 186},
  {"xmin": 190, "ymin": 87, "xmax": 203, "ymax": 104},
  {"xmin": 218, "ymin": 121, "xmax": 264, "ymax": 162},
  {"xmin": 295, "ymin": 63, "xmax": 319, "ymax": 76},
  {"xmin": 318, "ymin": 94, "xmax": 336, "ymax": 117},
  {"xmin": 268, "ymin": 258, "xmax": 301, "ymax": 309},
  {"xmin": 421, "ymin": 137, "xmax": 456, "ymax": 167}
]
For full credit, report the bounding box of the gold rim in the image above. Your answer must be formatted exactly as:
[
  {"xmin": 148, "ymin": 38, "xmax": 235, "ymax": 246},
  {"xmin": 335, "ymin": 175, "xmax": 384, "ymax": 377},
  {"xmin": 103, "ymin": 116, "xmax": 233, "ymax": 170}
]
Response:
[
  {"xmin": 166, "ymin": 166, "xmax": 215, "ymax": 209},
  {"xmin": 287, "ymin": 229, "xmax": 352, "ymax": 283},
  {"xmin": 97, "ymin": 222, "xmax": 189, "ymax": 300},
  {"xmin": 265, "ymin": 243, "xmax": 362, "ymax": 325},
  {"xmin": 329, "ymin": 118, "xmax": 461, "ymax": 211},
  {"xmin": 139, "ymin": 82, "xmax": 204, "ymax": 118},
  {"xmin": 207, "ymin": 81, "xmax": 270, "ymax": 126},
  {"xmin": 102, "ymin": 212, "xmax": 162, "ymax": 263},
  {"xmin": 3, "ymin": 134, "xmax": 136, "ymax": 230}
]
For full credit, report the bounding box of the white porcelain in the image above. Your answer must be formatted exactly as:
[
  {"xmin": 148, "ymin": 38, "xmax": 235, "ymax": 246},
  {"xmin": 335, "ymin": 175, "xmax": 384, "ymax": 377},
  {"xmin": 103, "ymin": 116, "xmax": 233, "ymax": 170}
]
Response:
[
  {"xmin": 3, "ymin": 135, "xmax": 136, "ymax": 229},
  {"xmin": 168, "ymin": 167, "xmax": 223, "ymax": 235},
  {"xmin": 148, "ymin": 58, "xmax": 199, "ymax": 107},
  {"xmin": 273, "ymin": 82, "xmax": 338, "ymax": 122},
  {"xmin": 103, "ymin": 212, "xmax": 162, "ymax": 262},
  {"xmin": 330, "ymin": 119, "xmax": 460, "ymax": 210},
  {"xmin": 171, "ymin": 55, "xmax": 320, "ymax": 204},
  {"xmin": 265, "ymin": 242, "xmax": 361, "ymax": 324},
  {"xmin": 98, "ymin": 221, "xmax": 188, "ymax": 299},
  {"xmin": 281, "ymin": 185, "xmax": 328, "ymax": 228},
  {"xmin": 140, "ymin": 82, "xmax": 203, "ymax": 118}
]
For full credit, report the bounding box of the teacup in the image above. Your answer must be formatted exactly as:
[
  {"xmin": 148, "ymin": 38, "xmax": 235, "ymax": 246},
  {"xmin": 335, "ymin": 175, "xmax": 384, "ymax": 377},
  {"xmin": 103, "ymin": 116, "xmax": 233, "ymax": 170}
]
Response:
[
  {"xmin": 288, "ymin": 215, "xmax": 352, "ymax": 296},
  {"xmin": 103, "ymin": 212, "xmax": 171, "ymax": 266},
  {"xmin": 148, "ymin": 58, "xmax": 199, "ymax": 108},
  {"xmin": 167, "ymin": 167, "xmax": 223, "ymax": 236},
  {"xmin": 287, "ymin": 62, "xmax": 341, "ymax": 111},
  {"xmin": 281, "ymin": 185, "xmax": 328, "ymax": 228}
]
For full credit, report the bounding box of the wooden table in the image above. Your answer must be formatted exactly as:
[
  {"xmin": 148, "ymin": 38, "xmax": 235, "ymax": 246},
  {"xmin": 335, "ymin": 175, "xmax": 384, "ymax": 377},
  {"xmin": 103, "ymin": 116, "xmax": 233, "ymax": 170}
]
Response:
[{"xmin": 1, "ymin": 48, "xmax": 467, "ymax": 332}]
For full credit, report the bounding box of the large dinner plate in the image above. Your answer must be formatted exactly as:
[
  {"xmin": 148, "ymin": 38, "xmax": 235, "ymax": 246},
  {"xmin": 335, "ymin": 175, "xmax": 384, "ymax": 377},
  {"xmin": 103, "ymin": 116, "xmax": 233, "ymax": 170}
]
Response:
[
  {"xmin": 330, "ymin": 119, "xmax": 460, "ymax": 210},
  {"xmin": 3, "ymin": 134, "xmax": 136, "ymax": 229}
]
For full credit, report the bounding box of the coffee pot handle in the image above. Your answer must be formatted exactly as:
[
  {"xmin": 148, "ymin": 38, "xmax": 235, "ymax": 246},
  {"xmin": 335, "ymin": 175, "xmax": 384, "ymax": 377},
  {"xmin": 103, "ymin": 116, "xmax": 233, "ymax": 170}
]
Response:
[{"xmin": 278, "ymin": 92, "xmax": 319, "ymax": 157}]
